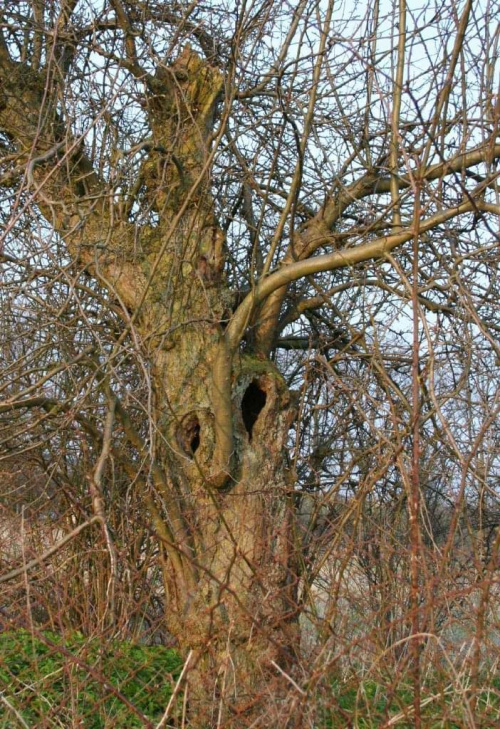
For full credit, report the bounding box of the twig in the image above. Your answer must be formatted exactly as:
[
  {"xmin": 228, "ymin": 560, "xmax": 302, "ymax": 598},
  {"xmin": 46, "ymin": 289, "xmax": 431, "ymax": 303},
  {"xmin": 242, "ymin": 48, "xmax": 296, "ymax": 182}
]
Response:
[
  {"xmin": 0, "ymin": 517, "xmax": 101, "ymax": 585},
  {"xmin": 0, "ymin": 693, "xmax": 31, "ymax": 729},
  {"xmin": 155, "ymin": 650, "xmax": 194, "ymax": 729},
  {"xmin": 270, "ymin": 660, "xmax": 306, "ymax": 696}
]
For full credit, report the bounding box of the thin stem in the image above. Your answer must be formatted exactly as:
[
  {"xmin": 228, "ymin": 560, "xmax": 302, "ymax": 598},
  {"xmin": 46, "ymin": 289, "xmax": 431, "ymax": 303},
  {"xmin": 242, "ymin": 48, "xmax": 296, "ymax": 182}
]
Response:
[
  {"xmin": 390, "ymin": 0, "xmax": 406, "ymax": 231},
  {"xmin": 410, "ymin": 179, "xmax": 422, "ymax": 728}
]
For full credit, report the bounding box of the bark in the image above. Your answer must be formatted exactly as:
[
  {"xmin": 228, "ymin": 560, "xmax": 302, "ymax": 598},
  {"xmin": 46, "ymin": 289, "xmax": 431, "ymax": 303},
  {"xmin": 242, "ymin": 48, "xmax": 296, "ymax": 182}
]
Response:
[{"xmin": 0, "ymin": 46, "xmax": 300, "ymax": 725}]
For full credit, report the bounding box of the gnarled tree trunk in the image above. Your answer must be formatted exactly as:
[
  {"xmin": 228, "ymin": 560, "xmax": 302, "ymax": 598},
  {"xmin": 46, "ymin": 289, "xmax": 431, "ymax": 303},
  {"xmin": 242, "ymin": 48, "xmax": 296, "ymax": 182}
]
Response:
[
  {"xmin": 0, "ymin": 45, "xmax": 300, "ymax": 725},
  {"xmin": 139, "ymin": 51, "xmax": 300, "ymax": 723}
]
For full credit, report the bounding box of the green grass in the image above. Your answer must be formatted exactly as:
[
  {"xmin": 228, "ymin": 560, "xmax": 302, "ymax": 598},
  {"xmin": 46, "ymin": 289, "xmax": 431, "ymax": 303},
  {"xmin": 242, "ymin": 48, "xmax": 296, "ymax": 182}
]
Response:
[
  {"xmin": 2, "ymin": 631, "xmax": 500, "ymax": 727},
  {"xmin": 0, "ymin": 630, "xmax": 182, "ymax": 728},
  {"xmin": 318, "ymin": 675, "xmax": 500, "ymax": 728}
]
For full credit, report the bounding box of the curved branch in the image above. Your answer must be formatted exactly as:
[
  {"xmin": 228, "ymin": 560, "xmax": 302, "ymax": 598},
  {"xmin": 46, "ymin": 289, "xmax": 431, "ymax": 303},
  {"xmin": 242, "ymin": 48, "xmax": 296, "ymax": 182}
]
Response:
[
  {"xmin": 253, "ymin": 143, "xmax": 500, "ymax": 355},
  {"xmin": 228, "ymin": 196, "xmax": 488, "ymax": 352}
]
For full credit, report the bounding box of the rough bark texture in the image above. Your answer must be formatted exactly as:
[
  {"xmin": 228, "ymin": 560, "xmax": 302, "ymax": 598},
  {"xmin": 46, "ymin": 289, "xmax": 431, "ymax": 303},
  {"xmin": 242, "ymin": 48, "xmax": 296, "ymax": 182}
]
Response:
[{"xmin": 0, "ymin": 46, "xmax": 299, "ymax": 725}]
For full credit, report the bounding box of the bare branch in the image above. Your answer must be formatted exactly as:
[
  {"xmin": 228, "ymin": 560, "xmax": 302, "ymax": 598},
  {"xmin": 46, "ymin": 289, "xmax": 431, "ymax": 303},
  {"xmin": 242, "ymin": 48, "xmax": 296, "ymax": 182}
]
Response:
[{"xmin": 0, "ymin": 517, "xmax": 101, "ymax": 585}]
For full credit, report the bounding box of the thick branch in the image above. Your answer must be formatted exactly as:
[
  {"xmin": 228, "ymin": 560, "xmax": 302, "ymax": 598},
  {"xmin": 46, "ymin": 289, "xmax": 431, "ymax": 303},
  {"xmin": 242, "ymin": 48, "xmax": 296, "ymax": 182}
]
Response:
[
  {"xmin": 229, "ymin": 196, "xmax": 490, "ymax": 352},
  {"xmin": 253, "ymin": 143, "xmax": 500, "ymax": 354},
  {"xmin": 207, "ymin": 335, "xmax": 234, "ymax": 490}
]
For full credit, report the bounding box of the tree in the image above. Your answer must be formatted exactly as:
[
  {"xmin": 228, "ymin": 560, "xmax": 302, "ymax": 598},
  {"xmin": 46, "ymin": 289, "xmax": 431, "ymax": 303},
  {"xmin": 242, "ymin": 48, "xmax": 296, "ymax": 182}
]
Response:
[{"xmin": 1, "ymin": 1, "xmax": 499, "ymax": 726}]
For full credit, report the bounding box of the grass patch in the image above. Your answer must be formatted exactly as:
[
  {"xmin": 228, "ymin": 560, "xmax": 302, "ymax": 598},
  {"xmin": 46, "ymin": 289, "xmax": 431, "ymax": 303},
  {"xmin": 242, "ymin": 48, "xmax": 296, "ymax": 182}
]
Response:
[
  {"xmin": 0, "ymin": 630, "xmax": 182, "ymax": 728},
  {"xmin": 317, "ymin": 674, "xmax": 500, "ymax": 728},
  {"xmin": 2, "ymin": 631, "xmax": 500, "ymax": 727}
]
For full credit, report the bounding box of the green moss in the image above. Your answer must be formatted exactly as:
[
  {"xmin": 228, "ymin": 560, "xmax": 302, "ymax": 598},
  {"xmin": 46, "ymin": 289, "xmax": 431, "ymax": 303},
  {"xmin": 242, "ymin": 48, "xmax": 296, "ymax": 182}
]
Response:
[
  {"xmin": 234, "ymin": 353, "xmax": 285, "ymax": 389},
  {"xmin": 0, "ymin": 631, "xmax": 182, "ymax": 728}
]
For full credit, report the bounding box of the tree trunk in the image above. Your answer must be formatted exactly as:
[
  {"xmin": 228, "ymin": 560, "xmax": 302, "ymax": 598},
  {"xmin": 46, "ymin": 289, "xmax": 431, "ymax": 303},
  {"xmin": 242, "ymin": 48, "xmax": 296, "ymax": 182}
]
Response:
[
  {"xmin": 141, "ymin": 56, "xmax": 300, "ymax": 715},
  {"xmin": 157, "ymin": 347, "xmax": 299, "ymax": 725},
  {"xmin": 0, "ymin": 46, "xmax": 300, "ymax": 725}
]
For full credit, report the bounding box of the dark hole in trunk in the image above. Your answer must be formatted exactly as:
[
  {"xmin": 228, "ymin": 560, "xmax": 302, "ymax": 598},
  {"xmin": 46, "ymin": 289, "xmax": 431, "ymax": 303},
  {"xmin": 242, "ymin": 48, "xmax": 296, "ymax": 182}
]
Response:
[
  {"xmin": 190, "ymin": 422, "xmax": 200, "ymax": 454},
  {"xmin": 178, "ymin": 415, "xmax": 201, "ymax": 457},
  {"xmin": 241, "ymin": 381, "xmax": 267, "ymax": 440}
]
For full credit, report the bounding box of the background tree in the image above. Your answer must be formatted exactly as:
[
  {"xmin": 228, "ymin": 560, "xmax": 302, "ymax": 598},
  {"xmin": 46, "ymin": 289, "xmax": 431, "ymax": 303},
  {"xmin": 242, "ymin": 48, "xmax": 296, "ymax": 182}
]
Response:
[{"xmin": 1, "ymin": 1, "xmax": 499, "ymax": 726}]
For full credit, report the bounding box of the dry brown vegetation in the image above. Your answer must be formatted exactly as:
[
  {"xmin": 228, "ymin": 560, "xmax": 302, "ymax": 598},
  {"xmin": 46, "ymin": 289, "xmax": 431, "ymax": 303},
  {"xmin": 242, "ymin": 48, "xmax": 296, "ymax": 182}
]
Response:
[{"xmin": 1, "ymin": 1, "xmax": 500, "ymax": 726}]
